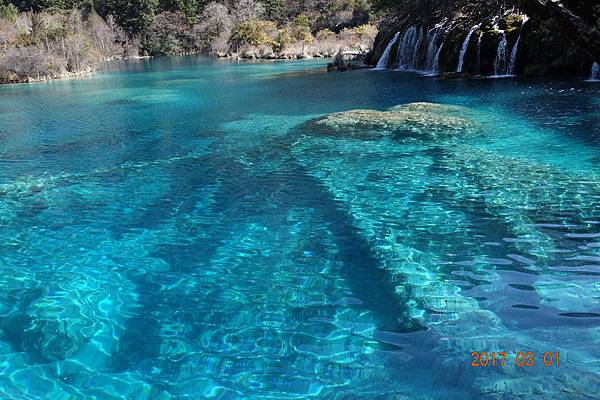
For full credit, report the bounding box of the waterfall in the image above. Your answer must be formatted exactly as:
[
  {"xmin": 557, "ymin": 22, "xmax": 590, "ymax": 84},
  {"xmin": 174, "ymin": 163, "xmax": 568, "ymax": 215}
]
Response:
[
  {"xmin": 493, "ymin": 31, "xmax": 509, "ymax": 76},
  {"xmin": 376, "ymin": 23, "xmax": 444, "ymax": 74},
  {"xmin": 425, "ymin": 29, "xmax": 440, "ymax": 71},
  {"xmin": 507, "ymin": 36, "xmax": 521, "ymax": 76},
  {"xmin": 433, "ymin": 43, "xmax": 443, "ymax": 73},
  {"xmin": 476, "ymin": 33, "xmax": 483, "ymax": 75},
  {"xmin": 590, "ymin": 62, "xmax": 600, "ymax": 81},
  {"xmin": 397, "ymin": 27, "xmax": 419, "ymax": 70},
  {"xmin": 457, "ymin": 23, "xmax": 481, "ymax": 73},
  {"xmin": 424, "ymin": 23, "xmax": 445, "ymax": 73},
  {"xmin": 431, "ymin": 23, "xmax": 448, "ymax": 74},
  {"xmin": 507, "ymin": 16, "xmax": 529, "ymax": 76},
  {"xmin": 411, "ymin": 27, "xmax": 425, "ymax": 69},
  {"xmin": 375, "ymin": 32, "xmax": 400, "ymax": 70}
]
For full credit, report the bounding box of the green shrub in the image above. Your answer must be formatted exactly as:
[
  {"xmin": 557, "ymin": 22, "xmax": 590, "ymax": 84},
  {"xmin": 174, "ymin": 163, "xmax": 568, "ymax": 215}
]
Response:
[
  {"xmin": 0, "ymin": 1, "xmax": 18, "ymax": 22},
  {"xmin": 291, "ymin": 13, "xmax": 313, "ymax": 44},
  {"xmin": 272, "ymin": 27, "xmax": 290, "ymax": 52},
  {"xmin": 316, "ymin": 28, "xmax": 335, "ymax": 41},
  {"xmin": 231, "ymin": 18, "xmax": 276, "ymax": 48}
]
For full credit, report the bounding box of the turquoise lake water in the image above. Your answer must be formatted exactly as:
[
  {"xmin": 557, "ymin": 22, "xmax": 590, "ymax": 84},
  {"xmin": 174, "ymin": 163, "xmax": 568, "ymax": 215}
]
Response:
[{"xmin": 0, "ymin": 56, "xmax": 599, "ymax": 399}]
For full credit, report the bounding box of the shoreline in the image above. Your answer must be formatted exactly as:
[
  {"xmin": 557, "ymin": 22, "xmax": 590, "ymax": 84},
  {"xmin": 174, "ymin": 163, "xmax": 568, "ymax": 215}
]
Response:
[
  {"xmin": 0, "ymin": 55, "xmax": 153, "ymax": 86},
  {"xmin": 0, "ymin": 52, "xmax": 367, "ymax": 86},
  {"xmin": 0, "ymin": 67, "xmax": 95, "ymax": 85}
]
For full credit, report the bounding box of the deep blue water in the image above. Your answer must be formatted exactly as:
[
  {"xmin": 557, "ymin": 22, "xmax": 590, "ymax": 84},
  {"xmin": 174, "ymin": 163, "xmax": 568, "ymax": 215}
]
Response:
[{"xmin": 0, "ymin": 56, "xmax": 599, "ymax": 399}]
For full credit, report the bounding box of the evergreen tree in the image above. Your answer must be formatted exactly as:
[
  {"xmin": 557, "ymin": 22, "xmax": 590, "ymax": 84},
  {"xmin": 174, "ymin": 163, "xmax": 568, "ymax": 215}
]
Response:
[
  {"xmin": 108, "ymin": 0, "xmax": 158, "ymax": 35},
  {"xmin": 10, "ymin": 0, "xmax": 56, "ymax": 11},
  {"xmin": 259, "ymin": 0, "xmax": 283, "ymax": 22},
  {"xmin": 176, "ymin": 0, "xmax": 197, "ymax": 23},
  {"xmin": 11, "ymin": 0, "xmax": 99, "ymax": 12}
]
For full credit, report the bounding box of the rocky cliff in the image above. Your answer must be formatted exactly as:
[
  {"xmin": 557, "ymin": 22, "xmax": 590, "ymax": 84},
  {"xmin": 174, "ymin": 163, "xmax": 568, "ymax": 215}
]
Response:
[
  {"xmin": 367, "ymin": 0, "xmax": 599, "ymax": 78},
  {"xmin": 521, "ymin": 0, "xmax": 600, "ymax": 62}
]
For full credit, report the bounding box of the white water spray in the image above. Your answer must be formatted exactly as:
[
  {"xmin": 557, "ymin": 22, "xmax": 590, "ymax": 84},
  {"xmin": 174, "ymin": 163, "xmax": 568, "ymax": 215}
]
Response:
[
  {"xmin": 507, "ymin": 16, "xmax": 529, "ymax": 76},
  {"xmin": 375, "ymin": 32, "xmax": 400, "ymax": 70},
  {"xmin": 493, "ymin": 31, "xmax": 509, "ymax": 76},
  {"xmin": 433, "ymin": 43, "xmax": 443, "ymax": 74},
  {"xmin": 590, "ymin": 62, "xmax": 600, "ymax": 81},
  {"xmin": 397, "ymin": 27, "xmax": 419, "ymax": 70},
  {"xmin": 424, "ymin": 23, "xmax": 446, "ymax": 73},
  {"xmin": 457, "ymin": 24, "xmax": 481, "ymax": 73},
  {"xmin": 411, "ymin": 27, "xmax": 425, "ymax": 69},
  {"xmin": 425, "ymin": 30, "xmax": 439, "ymax": 71}
]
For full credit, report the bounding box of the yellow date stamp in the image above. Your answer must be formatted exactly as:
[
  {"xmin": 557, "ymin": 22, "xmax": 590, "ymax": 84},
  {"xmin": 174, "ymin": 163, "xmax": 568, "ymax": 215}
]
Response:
[{"xmin": 470, "ymin": 351, "xmax": 560, "ymax": 367}]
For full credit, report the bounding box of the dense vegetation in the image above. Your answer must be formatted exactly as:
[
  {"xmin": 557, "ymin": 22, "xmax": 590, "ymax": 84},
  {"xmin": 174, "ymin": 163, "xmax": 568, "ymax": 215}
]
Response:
[{"xmin": 0, "ymin": 0, "xmax": 378, "ymax": 82}]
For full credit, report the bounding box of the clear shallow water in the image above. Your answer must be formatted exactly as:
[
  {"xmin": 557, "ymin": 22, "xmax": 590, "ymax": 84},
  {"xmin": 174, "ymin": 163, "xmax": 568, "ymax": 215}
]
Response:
[{"xmin": 0, "ymin": 56, "xmax": 599, "ymax": 399}]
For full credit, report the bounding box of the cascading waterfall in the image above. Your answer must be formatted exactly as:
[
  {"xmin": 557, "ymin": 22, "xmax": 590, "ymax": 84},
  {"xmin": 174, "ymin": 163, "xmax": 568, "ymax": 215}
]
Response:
[
  {"xmin": 375, "ymin": 16, "xmax": 531, "ymax": 78},
  {"xmin": 373, "ymin": 14, "xmax": 586, "ymax": 79},
  {"xmin": 425, "ymin": 29, "xmax": 440, "ymax": 72},
  {"xmin": 424, "ymin": 23, "xmax": 445, "ymax": 74},
  {"xmin": 507, "ymin": 16, "xmax": 529, "ymax": 76},
  {"xmin": 493, "ymin": 31, "xmax": 509, "ymax": 76},
  {"xmin": 590, "ymin": 62, "xmax": 600, "ymax": 81},
  {"xmin": 432, "ymin": 23, "xmax": 448, "ymax": 74},
  {"xmin": 375, "ymin": 32, "xmax": 400, "ymax": 70},
  {"xmin": 457, "ymin": 23, "xmax": 481, "ymax": 73},
  {"xmin": 397, "ymin": 26, "xmax": 419, "ymax": 70},
  {"xmin": 374, "ymin": 22, "xmax": 446, "ymax": 74},
  {"xmin": 411, "ymin": 27, "xmax": 425, "ymax": 69}
]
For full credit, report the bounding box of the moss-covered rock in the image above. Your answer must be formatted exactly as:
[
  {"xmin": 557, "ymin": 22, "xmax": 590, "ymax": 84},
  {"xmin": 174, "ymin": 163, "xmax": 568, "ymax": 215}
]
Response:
[
  {"xmin": 309, "ymin": 102, "xmax": 478, "ymax": 140},
  {"xmin": 387, "ymin": 102, "xmax": 469, "ymax": 115}
]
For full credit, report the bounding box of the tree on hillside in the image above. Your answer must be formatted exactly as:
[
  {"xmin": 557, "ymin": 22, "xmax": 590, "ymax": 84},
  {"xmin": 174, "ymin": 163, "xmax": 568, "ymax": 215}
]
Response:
[
  {"xmin": 107, "ymin": 0, "xmax": 158, "ymax": 35},
  {"xmin": 9, "ymin": 0, "xmax": 96, "ymax": 11},
  {"xmin": 230, "ymin": 18, "xmax": 274, "ymax": 50},
  {"xmin": 10, "ymin": 0, "xmax": 54, "ymax": 11},
  {"xmin": 291, "ymin": 12, "xmax": 313, "ymax": 53},
  {"xmin": 259, "ymin": 0, "xmax": 284, "ymax": 22},
  {"xmin": 176, "ymin": 0, "xmax": 199, "ymax": 23},
  {"xmin": 230, "ymin": 0, "xmax": 264, "ymax": 23},
  {"xmin": 194, "ymin": 1, "xmax": 232, "ymax": 52}
]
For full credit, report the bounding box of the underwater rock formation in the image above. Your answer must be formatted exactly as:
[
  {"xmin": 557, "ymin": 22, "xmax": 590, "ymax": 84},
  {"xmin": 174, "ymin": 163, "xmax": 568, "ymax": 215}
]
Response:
[
  {"xmin": 441, "ymin": 144, "xmax": 600, "ymax": 299},
  {"xmin": 292, "ymin": 130, "xmax": 483, "ymax": 327},
  {"xmin": 445, "ymin": 146, "xmax": 600, "ymax": 224},
  {"xmin": 309, "ymin": 102, "xmax": 477, "ymax": 140},
  {"xmin": 292, "ymin": 101, "xmax": 600, "ymax": 398},
  {"xmin": 301, "ymin": 102, "xmax": 600, "ymax": 317}
]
